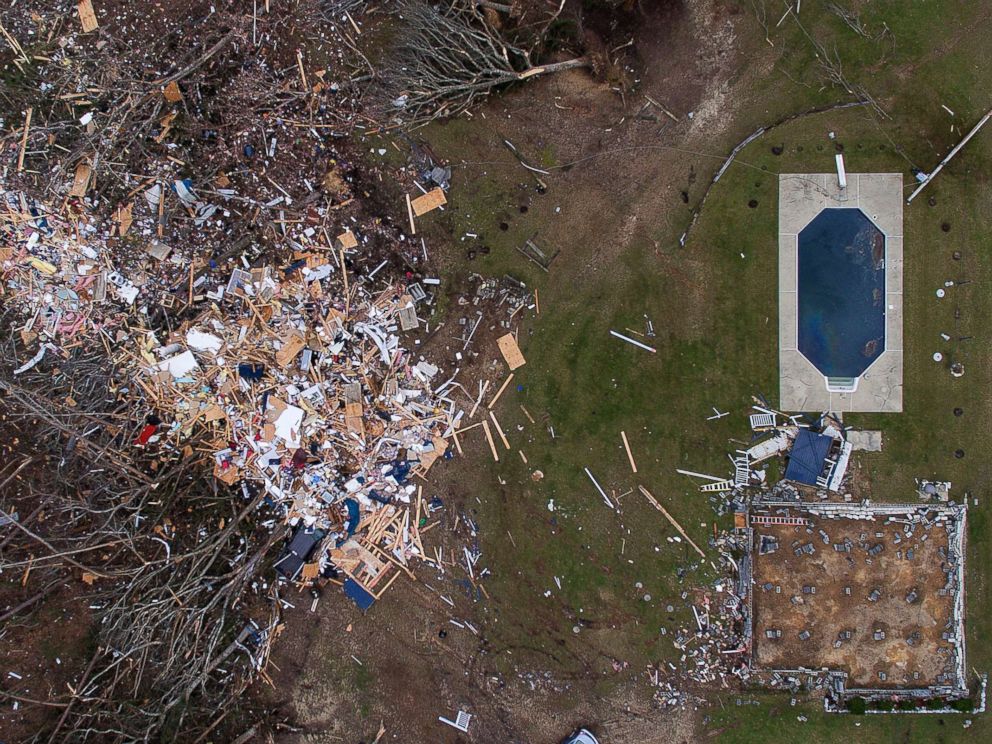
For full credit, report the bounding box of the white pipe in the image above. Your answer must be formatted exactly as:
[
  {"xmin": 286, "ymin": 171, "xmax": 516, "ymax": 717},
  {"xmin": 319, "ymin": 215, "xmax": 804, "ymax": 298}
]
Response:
[
  {"xmin": 610, "ymin": 330, "xmax": 657, "ymax": 353},
  {"xmin": 907, "ymin": 109, "xmax": 992, "ymax": 203},
  {"xmin": 584, "ymin": 467, "xmax": 615, "ymax": 509}
]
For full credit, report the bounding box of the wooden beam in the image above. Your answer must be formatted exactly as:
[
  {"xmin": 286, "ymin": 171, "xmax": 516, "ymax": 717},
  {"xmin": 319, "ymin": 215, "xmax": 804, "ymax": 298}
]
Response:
[
  {"xmin": 620, "ymin": 430, "xmax": 637, "ymax": 473},
  {"xmin": 487, "ymin": 373, "xmax": 513, "ymax": 410},
  {"xmin": 16, "ymin": 107, "xmax": 32, "ymax": 172},
  {"xmin": 638, "ymin": 485, "xmax": 705, "ymax": 558},
  {"xmin": 489, "ymin": 410, "xmax": 510, "ymax": 450},
  {"xmin": 481, "ymin": 420, "xmax": 499, "ymax": 462},
  {"xmin": 405, "ymin": 193, "xmax": 416, "ymax": 235}
]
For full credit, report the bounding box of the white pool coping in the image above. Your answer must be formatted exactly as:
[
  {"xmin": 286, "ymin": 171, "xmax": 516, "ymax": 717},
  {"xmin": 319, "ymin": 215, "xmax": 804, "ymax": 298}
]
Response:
[{"xmin": 779, "ymin": 173, "xmax": 903, "ymax": 413}]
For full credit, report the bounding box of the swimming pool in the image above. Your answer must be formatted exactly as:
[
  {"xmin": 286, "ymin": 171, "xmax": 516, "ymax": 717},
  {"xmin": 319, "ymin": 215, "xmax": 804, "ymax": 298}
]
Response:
[{"xmin": 797, "ymin": 208, "xmax": 885, "ymax": 381}]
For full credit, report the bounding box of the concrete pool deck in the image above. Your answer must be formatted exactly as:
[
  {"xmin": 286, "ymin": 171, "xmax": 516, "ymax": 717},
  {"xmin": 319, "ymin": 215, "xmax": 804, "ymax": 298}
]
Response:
[{"xmin": 779, "ymin": 173, "xmax": 903, "ymax": 413}]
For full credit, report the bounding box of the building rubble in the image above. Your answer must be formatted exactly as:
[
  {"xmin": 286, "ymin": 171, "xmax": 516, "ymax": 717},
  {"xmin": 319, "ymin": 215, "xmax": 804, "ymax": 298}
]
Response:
[
  {"xmin": 2, "ymin": 109, "xmax": 542, "ymax": 624},
  {"xmin": 661, "ymin": 401, "xmax": 979, "ymax": 714}
]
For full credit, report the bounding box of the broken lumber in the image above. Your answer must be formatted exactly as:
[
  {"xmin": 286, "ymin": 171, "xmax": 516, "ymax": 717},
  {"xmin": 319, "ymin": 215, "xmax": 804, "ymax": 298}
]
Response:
[{"xmin": 638, "ymin": 485, "xmax": 705, "ymax": 558}]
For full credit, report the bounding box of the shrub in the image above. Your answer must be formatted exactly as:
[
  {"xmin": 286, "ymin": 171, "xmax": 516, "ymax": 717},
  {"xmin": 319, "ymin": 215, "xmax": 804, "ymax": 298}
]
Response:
[
  {"xmin": 847, "ymin": 697, "xmax": 867, "ymax": 715},
  {"xmin": 950, "ymin": 698, "xmax": 975, "ymax": 712}
]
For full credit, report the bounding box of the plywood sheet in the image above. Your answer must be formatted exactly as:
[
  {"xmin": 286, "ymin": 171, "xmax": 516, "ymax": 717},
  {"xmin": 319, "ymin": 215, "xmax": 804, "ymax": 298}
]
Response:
[
  {"xmin": 78, "ymin": 0, "xmax": 98, "ymax": 32},
  {"xmin": 162, "ymin": 81, "xmax": 182, "ymax": 103},
  {"xmin": 275, "ymin": 333, "xmax": 305, "ymax": 367},
  {"xmin": 70, "ymin": 162, "xmax": 91, "ymax": 197},
  {"xmin": 411, "ymin": 187, "xmax": 446, "ymax": 216},
  {"xmin": 497, "ymin": 333, "xmax": 526, "ymax": 371}
]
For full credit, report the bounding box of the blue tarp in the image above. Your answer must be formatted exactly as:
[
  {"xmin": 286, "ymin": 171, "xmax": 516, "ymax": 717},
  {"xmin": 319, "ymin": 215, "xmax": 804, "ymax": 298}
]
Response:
[
  {"xmin": 343, "ymin": 498, "xmax": 360, "ymax": 536},
  {"xmin": 784, "ymin": 430, "xmax": 833, "ymax": 485},
  {"xmin": 343, "ymin": 578, "xmax": 376, "ymax": 611}
]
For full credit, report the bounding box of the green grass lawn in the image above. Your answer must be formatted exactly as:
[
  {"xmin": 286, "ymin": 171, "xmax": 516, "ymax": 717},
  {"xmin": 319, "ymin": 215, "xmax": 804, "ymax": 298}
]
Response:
[
  {"xmin": 704, "ymin": 692, "xmax": 981, "ymax": 743},
  {"xmin": 417, "ymin": 0, "xmax": 992, "ymax": 738}
]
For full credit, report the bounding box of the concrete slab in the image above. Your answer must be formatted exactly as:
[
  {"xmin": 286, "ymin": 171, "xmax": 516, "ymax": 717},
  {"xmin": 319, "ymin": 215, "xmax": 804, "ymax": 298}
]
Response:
[
  {"xmin": 779, "ymin": 173, "xmax": 903, "ymax": 413},
  {"xmin": 856, "ymin": 173, "xmax": 903, "ymax": 236},
  {"xmin": 847, "ymin": 430, "xmax": 883, "ymax": 451}
]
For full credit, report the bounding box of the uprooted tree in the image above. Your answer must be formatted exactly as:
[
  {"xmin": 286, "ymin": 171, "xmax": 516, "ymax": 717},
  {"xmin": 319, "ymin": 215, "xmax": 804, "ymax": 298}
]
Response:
[
  {"xmin": 385, "ymin": 0, "xmax": 588, "ymax": 127},
  {"xmin": 0, "ymin": 309, "xmax": 285, "ymax": 742}
]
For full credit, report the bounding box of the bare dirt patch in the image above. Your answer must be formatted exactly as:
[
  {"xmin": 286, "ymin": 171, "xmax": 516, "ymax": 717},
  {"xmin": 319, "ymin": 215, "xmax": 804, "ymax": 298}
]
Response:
[{"xmin": 751, "ymin": 513, "xmax": 955, "ymax": 688}]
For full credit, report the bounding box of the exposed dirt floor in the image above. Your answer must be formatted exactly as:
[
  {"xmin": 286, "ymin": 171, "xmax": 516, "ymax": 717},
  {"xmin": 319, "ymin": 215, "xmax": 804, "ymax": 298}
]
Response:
[{"xmin": 751, "ymin": 513, "xmax": 956, "ymax": 688}]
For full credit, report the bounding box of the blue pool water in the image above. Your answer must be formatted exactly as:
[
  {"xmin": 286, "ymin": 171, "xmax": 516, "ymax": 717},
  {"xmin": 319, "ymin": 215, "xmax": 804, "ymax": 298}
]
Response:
[{"xmin": 797, "ymin": 208, "xmax": 885, "ymax": 378}]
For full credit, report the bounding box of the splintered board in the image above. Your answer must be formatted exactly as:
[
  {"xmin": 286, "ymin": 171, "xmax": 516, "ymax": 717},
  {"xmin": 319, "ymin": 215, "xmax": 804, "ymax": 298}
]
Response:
[
  {"xmin": 78, "ymin": 0, "xmax": 98, "ymax": 32},
  {"xmin": 162, "ymin": 81, "xmax": 183, "ymax": 102},
  {"xmin": 275, "ymin": 333, "xmax": 305, "ymax": 367},
  {"xmin": 497, "ymin": 333, "xmax": 526, "ymax": 371},
  {"xmin": 70, "ymin": 162, "xmax": 91, "ymax": 197},
  {"xmin": 411, "ymin": 187, "xmax": 446, "ymax": 216}
]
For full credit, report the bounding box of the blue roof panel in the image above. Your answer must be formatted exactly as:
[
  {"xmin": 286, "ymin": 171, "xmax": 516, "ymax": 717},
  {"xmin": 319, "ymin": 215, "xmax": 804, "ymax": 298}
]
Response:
[{"xmin": 784, "ymin": 430, "xmax": 833, "ymax": 485}]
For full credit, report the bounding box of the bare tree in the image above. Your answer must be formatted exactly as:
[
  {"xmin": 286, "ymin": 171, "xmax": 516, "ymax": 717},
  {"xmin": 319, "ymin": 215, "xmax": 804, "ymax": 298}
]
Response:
[
  {"xmin": 386, "ymin": 0, "xmax": 588, "ymax": 127},
  {"xmin": 0, "ymin": 307, "xmax": 284, "ymax": 742},
  {"xmin": 828, "ymin": 3, "xmax": 871, "ymax": 39}
]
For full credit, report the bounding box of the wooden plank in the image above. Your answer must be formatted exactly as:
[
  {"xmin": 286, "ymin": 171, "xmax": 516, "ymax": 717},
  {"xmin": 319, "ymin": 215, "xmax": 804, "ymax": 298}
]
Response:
[
  {"xmin": 342, "ymin": 382, "xmax": 365, "ymax": 437},
  {"xmin": 405, "ymin": 193, "xmax": 416, "ymax": 235},
  {"xmin": 489, "ymin": 410, "xmax": 510, "ymax": 450},
  {"xmin": 481, "ymin": 420, "xmax": 499, "ymax": 462},
  {"xmin": 469, "ymin": 379, "xmax": 489, "ymax": 419},
  {"xmin": 410, "ymin": 187, "xmax": 446, "ymax": 216},
  {"xmin": 638, "ymin": 485, "xmax": 705, "ymax": 558},
  {"xmin": 69, "ymin": 161, "xmax": 91, "ymax": 197},
  {"xmin": 78, "ymin": 0, "xmax": 98, "ymax": 33},
  {"xmin": 487, "ymin": 373, "xmax": 514, "ymax": 410},
  {"xmin": 620, "ymin": 430, "xmax": 637, "ymax": 473},
  {"xmin": 338, "ymin": 230, "xmax": 358, "ymax": 249},
  {"xmin": 497, "ymin": 333, "xmax": 526, "ymax": 370},
  {"xmin": 16, "ymin": 107, "xmax": 32, "ymax": 172}
]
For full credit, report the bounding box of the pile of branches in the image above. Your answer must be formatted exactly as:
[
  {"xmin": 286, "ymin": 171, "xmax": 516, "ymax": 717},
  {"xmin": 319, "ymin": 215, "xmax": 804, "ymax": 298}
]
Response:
[
  {"xmin": 1, "ymin": 4, "xmax": 369, "ymax": 210},
  {"xmin": 0, "ymin": 307, "xmax": 284, "ymax": 742},
  {"xmin": 384, "ymin": 0, "xmax": 586, "ymax": 127}
]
